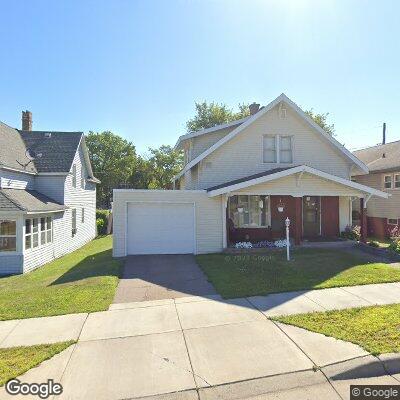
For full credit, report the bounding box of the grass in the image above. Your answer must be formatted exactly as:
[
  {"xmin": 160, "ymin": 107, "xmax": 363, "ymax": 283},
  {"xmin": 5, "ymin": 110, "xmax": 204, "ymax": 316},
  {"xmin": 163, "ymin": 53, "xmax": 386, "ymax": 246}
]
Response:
[
  {"xmin": 0, "ymin": 341, "xmax": 74, "ymax": 386},
  {"xmin": 0, "ymin": 236, "xmax": 122, "ymax": 321},
  {"xmin": 274, "ymin": 304, "xmax": 400, "ymax": 355},
  {"xmin": 196, "ymin": 248, "xmax": 400, "ymax": 298}
]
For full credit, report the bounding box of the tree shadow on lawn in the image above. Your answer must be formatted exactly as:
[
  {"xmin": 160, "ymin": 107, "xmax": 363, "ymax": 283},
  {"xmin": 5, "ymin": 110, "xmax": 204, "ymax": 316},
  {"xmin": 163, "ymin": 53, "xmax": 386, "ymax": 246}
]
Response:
[{"xmin": 50, "ymin": 249, "xmax": 121, "ymax": 285}]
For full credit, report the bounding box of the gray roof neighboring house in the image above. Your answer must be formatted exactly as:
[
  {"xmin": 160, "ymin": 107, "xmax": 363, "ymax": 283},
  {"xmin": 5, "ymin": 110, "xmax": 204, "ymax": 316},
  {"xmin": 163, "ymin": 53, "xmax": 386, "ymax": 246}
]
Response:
[
  {"xmin": 0, "ymin": 122, "xmax": 37, "ymax": 174},
  {"xmin": 19, "ymin": 131, "xmax": 83, "ymax": 173},
  {"xmin": 353, "ymin": 140, "xmax": 400, "ymax": 173},
  {"xmin": 206, "ymin": 166, "xmax": 297, "ymax": 192},
  {"xmin": 0, "ymin": 189, "xmax": 67, "ymax": 212}
]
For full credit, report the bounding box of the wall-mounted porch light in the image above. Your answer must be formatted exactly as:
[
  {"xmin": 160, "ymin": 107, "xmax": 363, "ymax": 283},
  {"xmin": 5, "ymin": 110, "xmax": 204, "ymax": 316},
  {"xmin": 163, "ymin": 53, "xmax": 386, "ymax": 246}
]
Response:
[{"xmin": 277, "ymin": 198, "xmax": 285, "ymax": 213}]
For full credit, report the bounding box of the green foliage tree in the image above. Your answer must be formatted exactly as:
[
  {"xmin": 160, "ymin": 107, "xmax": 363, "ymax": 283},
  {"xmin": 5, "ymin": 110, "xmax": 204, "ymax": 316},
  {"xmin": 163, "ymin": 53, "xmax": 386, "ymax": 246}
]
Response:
[
  {"xmin": 86, "ymin": 131, "xmax": 136, "ymax": 207},
  {"xmin": 305, "ymin": 109, "xmax": 335, "ymax": 136},
  {"xmin": 186, "ymin": 101, "xmax": 250, "ymax": 132}
]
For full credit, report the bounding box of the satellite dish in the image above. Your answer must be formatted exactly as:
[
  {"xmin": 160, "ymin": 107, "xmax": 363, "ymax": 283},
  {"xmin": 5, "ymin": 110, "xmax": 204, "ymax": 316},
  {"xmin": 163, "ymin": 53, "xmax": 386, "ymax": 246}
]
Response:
[{"xmin": 25, "ymin": 148, "xmax": 42, "ymax": 160}]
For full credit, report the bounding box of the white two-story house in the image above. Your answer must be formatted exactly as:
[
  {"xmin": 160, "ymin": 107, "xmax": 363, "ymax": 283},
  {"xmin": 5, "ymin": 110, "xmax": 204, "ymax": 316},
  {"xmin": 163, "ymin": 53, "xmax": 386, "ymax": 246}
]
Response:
[
  {"xmin": 0, "ymin": 111, "xmax": 99, "ymax": 274},
  {"xmin": 113, "ymin": 94, "xmax": 387, "ymax": 257}
]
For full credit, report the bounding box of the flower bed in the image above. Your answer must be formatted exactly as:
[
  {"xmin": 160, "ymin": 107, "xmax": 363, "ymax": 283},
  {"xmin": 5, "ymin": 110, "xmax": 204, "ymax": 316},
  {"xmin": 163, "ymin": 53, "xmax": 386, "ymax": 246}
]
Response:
[{"xmin": 233, "ymin": 239, "xmax": 290, "ymax": 249}]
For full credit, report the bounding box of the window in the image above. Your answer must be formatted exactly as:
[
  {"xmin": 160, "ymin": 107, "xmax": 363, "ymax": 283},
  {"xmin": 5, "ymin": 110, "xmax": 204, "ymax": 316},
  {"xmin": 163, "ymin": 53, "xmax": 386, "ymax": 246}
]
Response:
[
  {"xmin": 72, "ymin": 164, "xmax": 77, "ymax": 188},
  {"xmin": 388, "ymin": 218, "xmax": 398, "ymax": 225},
  {"xmin": 228, "ymin": 195, "xmax": 269, "ymax": 228},
  {"xmin": 0, "ymin": 220, "xmax": 16, "ymax": 252},
  {"xmin": 81, "ymin": 168, "xmax": 85, "ymax": 189},
  {"xmin": 263, "ymin": 135, "xmax": 277, "ymax": 163},
  {"xmin": 395, "ymin": 174, "xmax": 400, "ymax": 189},
  {"xmin": 25, "ymin": 217, "xmax": 52, "ymax": 250},
  {"xmin": 81, "ymin": 208, "xmax": 85, "ymax": 223},
  {"xmin": 263, "ymin": 135, "xmax": 293, "ymax": 164},
  {"xmin": 279, "ymin": 136, "xmax": 293, "ymax": 163},
  {"xmin": 384, "ymin": 175, "xmax": 392, "ymax": 189},
  {"xmin": 72, "ymin": 209, "xmax": 77, "ymax": 237},
  {"xmin": 25, "ymin": 218, "xmax": 39, "ymax": 250}
]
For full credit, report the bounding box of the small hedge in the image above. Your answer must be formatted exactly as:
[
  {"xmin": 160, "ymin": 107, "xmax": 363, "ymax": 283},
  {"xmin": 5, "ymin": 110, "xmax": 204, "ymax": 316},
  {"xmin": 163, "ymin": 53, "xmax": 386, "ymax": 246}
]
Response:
[{"xmin": 96, "ymin": 209, "xmax": 109, "ymax": 235}]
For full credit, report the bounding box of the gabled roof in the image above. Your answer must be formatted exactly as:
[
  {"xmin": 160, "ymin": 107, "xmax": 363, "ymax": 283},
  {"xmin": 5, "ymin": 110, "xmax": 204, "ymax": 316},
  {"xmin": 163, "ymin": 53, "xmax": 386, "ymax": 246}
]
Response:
[
  {"xmin": 206, "ymin": 165, "xmax": 388, "ymax": 198},
  {"xmin": 175, "ymin": 94, "xmax": 369, "ymax": 180},
  {"xmin": 0, "ymin": 189, "xmax": 67, "ymax": 212},
  {"xmin": 20, "ymin": 130, "xmax": 83, "ymax": 173},
  {"xmin": 0, "ymin": 122, "xmax": 37, "ymax": 174},
  {"xmin": 174, "ymin": 116, "xmax": 250, "ymax": 150},
  {"xmin": 353, "ymin": 140, "xmax": 400, "ymax": 173}
]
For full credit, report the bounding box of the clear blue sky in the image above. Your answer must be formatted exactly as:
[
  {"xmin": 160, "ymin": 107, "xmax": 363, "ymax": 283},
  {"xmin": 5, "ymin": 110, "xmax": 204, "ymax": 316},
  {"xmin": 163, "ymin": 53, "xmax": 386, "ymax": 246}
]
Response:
[{"xmin": 1, "ymin": 0, "xmax": 399, "ymax": 154}]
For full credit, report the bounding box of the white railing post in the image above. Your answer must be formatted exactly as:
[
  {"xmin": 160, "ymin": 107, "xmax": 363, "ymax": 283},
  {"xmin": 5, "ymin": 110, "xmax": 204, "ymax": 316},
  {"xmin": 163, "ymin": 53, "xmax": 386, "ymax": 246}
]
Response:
[{"xmin": 285, "ymin": 217, "xmax": 290, "ymax": 261}]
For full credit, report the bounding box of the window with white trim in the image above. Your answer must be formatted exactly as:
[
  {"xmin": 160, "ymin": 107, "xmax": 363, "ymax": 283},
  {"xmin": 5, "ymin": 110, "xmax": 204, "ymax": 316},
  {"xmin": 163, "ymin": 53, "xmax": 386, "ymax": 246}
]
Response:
[
  {"xmin": 72, "ymin": 164, "xmax": 77, "ymax": 188},
  {"xmin": 81, "ymin": 208, "xmax": 85, "ymax": 223},
  {"xmin": 228, "ymin": 195, "xmax": 270, "ymax": 228},
  {"xmin": 388, "ymin": 218, "xmax": 398, "ymax": 225},
  {"xmin": 0, "ymin": 220, "xmax": 16, "ymax": 252},
  {"xmin": 263, "ymin": 135, "xmax": 293, "ymax": 164},
  {"xmin": 384, "ymin": 175, "xmax": 392, "ymax": 189},
  {"xmin": 72, "ymin": 209, "xmax": 77, "ymax": 237},
  {"xmin": 395, "ymin": 174, "xmax": 400, "ymax": 189},
  {"xmin": 81, "ymin": 168, "xmax": 85, "ymax": 189},
  {"xmin": 40, "ymin": 217, "xmax": 52, "ymax": 245},
  {"xmin": 279, "ymin": 136, "xmax": 293, "ymax": 163},
  {"xmin": 25, "ymin": 218, "xmax": 39, "ymax": 250},
  {"xmin": 263, "ymin": 135, "xmax": 277, "ymax": 163}
]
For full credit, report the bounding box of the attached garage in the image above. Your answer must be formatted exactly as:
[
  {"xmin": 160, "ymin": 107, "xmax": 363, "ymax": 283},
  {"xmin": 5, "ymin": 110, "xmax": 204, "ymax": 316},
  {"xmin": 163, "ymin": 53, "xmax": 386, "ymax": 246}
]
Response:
[
  {"xmin": 112, "ymin": 190, "xmax": 223, "ymax": 257},
  {"xmin": 127, "ymin": 202, "xmax": 195, "ymax": 255}
]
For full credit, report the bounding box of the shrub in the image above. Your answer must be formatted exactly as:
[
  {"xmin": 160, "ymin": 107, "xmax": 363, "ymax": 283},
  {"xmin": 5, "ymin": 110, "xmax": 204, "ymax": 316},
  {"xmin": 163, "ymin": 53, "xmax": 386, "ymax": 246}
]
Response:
[
  {"xmin": 368, "ymin": 240, "xmax": 380, "ymax": 248},
  {"xmin": 389, "ymin": 240, "xmax": 400, "ymax": 254},
  {"xmin": 340, "ymin": 225, "xmax": 361, "ymax": 241},
  {"xmin": 96, "ymin": 218, "xmax": 106, "ymax": 235},
  {"xmin": 388, "ymin": 225, "xmax": 400, "ymax": 241}
]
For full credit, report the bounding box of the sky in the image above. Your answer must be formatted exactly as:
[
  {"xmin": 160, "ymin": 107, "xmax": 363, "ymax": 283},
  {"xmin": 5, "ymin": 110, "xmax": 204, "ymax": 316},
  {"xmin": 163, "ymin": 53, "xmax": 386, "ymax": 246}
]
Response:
[{"xmin": 1, "ymin": 0, "xmax": 399, "ymax": 154}]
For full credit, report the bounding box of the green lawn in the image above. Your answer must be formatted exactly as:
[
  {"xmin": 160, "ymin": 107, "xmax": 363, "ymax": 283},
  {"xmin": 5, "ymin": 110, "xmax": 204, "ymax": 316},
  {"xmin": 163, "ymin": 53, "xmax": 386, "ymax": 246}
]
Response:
[
  {"xmin": 0, "ymin": 341, "xmax": 74, "ymax": 386},
  {"xmin": 196, "ymin": 248, "xmax": 400, "ymax": 298},
  {"xmin": 275, "ymin": 304, "xmax": 400, "ymax": 355},
  {"xmin": 0, "ymin": 236, "xmax": 122, "ymax": 321}
]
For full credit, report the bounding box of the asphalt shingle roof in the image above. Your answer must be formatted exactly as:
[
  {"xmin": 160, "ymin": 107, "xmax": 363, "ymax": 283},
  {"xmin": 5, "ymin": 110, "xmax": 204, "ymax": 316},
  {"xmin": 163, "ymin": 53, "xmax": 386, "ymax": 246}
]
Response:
[
  {"xmin": 19, "ymin": 131, "xmax": 83, "ymax": 173},
  {"xmin": 353, "ymin": 141, "xmax": 400, "ymax": 173},
  {"xmin": 206, "ymin": 166, "xmax": 298, "ymax": 192},
  {"xmin": 0, "ymin": 189, "xmax": 67, "ymax": 212},
  {"xmin": 0, "ymin": 122, "xmax": 37, "ymax": 173}
]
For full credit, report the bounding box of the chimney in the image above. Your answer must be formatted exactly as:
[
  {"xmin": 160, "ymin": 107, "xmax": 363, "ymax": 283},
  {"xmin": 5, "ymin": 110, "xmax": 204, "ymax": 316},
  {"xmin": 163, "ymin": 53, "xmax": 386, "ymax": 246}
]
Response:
[
  {"xmin": 22, "ymin": 110, "xmax": 32, "ymax": 131},
  {"xmin": 249, "ymin": 102, "xmax": 260, "ymax": 115},
  {"xmin": 382, "ymin": 122, "xmax": 386, "ymax": 144}
]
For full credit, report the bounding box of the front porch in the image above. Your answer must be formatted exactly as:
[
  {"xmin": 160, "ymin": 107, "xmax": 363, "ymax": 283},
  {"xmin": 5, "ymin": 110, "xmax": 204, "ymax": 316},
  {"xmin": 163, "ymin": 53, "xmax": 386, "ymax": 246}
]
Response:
[
  {"xmin": 226, "ymin": 194, "xmax": 347, "ymax": 246},
  {"xmin": 205, "ymin": 165, "xmax": 388, "ymax": 249}
]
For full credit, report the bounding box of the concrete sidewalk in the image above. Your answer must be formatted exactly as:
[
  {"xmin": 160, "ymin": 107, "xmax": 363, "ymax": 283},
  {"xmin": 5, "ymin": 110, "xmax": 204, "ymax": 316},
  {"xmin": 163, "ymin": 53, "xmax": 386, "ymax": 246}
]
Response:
[{"xmin": 1, "ymin": 282, "xmax": 400, "ymax": 399}]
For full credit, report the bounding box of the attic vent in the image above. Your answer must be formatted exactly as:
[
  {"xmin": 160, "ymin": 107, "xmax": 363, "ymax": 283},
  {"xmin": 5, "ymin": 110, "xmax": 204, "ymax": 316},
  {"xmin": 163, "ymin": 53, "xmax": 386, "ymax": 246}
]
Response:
[
  {"xmin": 278, "ymin": 103, "xmax": 287, "ymax": 119},
  {"xmin": 44, "ymin": 132, "xmax": 52, "ymax": 138}
]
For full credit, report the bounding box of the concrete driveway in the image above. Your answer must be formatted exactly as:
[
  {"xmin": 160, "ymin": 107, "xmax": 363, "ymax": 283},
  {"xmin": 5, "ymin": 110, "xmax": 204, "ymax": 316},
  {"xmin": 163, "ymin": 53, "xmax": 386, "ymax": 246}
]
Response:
[{"xmin": 113, "ymin": 255, "xmax": 217, "ymax": 303}]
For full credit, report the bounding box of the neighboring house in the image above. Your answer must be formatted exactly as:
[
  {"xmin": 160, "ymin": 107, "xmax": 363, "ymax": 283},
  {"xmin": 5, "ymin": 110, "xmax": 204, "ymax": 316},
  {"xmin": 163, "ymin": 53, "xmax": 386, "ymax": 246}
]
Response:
[
  {"xmin": 352, "ymin": 140, "xmax": 400, "ymax": 239},
  {"xmin": 0, "ymin": 111, "xmax": 99, "ymax": 275},
  {"xmin": 113, "ymin": 94, "xmax": 387, "ymax": 257}
]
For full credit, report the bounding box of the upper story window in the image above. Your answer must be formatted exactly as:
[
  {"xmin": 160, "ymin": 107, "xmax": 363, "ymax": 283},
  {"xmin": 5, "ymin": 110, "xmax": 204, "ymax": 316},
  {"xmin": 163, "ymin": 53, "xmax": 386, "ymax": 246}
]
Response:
[
  {"xmin": 81, "ymin": 168, "xmax": 85, "ymax": 189},
  {"xmin": 0, "ymin": 220, "xmax": 16, "ymax": 252},
  {"xmin": 72, "ymin": 209, "xmax": 77, "ymax": 237},
  {"xmin": 72, "ymin": 164, "xmax": 77, "ymax": 188},
  {"xmin": 263, "ymin": 135, "xmax": 293, "ymax": 164},
  {"xmin": 395, "ymin": 174, "xmax": 400, "ymax": 189},
  {"xmin": 384, "ymin": 175, "xmax": 393, "ymax": 189}
]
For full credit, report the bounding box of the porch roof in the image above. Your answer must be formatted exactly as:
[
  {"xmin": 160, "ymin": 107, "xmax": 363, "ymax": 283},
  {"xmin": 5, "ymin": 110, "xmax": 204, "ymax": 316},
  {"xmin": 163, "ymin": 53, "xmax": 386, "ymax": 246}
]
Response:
[
  {"xmin": 206, "ymin": 165, "xmax": 390, "ymax": 199},
  {"xmin": 0, "ymin": 189, "xmax": 67, "ymax": 213}
]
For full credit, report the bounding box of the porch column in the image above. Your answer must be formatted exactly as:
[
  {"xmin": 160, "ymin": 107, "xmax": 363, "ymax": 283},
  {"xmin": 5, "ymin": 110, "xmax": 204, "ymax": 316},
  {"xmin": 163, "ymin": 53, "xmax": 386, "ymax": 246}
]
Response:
[
  {"xmin": 294, "ymin": 197, "xmax": 302, "ymax": 245},
  {"xmin": 360, "ymin": 197, "xmax": 367, "ymax": 243},
  {"xmin": 222, "ymin": 194, "xmax": 228, "ymax": 248}
]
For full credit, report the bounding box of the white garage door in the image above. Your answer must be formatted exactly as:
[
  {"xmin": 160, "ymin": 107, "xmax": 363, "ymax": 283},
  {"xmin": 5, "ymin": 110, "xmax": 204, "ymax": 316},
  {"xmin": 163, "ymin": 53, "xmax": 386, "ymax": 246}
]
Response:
[{"xmin": 127, "ymin": 202, "xmax": 195, "ymax": 255}]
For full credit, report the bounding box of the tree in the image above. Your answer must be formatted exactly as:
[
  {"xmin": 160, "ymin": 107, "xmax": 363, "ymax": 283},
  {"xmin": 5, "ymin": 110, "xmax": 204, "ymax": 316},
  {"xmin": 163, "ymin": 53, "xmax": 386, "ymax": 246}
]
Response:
[
  {"xmin": 305, "ymin": 109, "xmax": 335, "ymax": 136},
  {"xmin": 186, "ymin": 101, "xmax": 250, "ymax": 132},
  {"xmin": 147, "ymin": 145, "xmax": 184, "ymax": 189},
  {"xmin": 86, "ymin": 131, "xmax": 136, "ymax": 207}
]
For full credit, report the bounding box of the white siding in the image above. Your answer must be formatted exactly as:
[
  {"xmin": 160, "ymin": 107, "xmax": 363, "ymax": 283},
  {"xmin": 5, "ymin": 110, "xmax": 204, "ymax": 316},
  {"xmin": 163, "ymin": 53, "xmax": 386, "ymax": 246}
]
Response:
[
  {"xmin": 34, "ymin": 175, "xmax": 66, "ymax": 203},
  {"xmin": 197, "ymin": 105, "xmax": 352, "ymax": 189},
  {"xmin": 113, "ymin": 190, "xmax": 223, "ymax": 257},
  {"xmin": 191, "ymin": 127, "xmax": 235, "ymax": 160},
  {"xmin": 233, "ymin": 173, "xmax": 364, "ymax": 197},
  {"xmin": 0, "ymin": 170, "xmax": 34, "ymax": 190},
  {"xmin": 354, "ymin": 173, "xmax": 400, "ymax": 219},
  {"xmin": 62, "ymin": 144, "xmax": 97, "ymax": 255}
]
